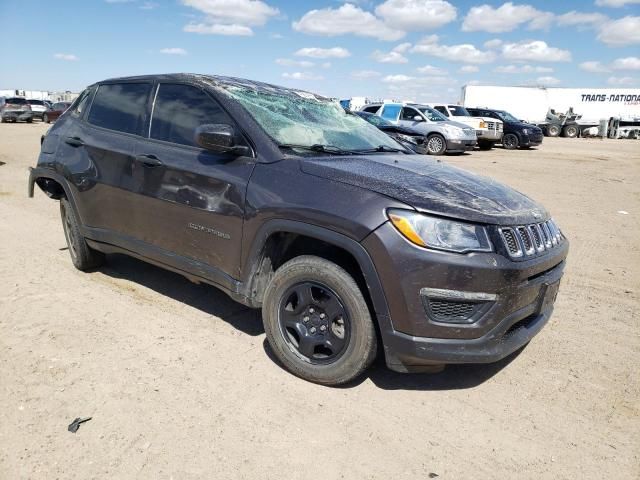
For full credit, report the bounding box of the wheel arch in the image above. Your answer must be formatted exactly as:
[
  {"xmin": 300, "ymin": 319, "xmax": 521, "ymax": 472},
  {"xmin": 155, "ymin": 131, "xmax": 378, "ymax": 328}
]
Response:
[
  {"xmin": 28, "ymin": 167, "xmax": 82, "ymax": 220},
  {"xmin": 241, "ymin": 220, "xmax": 390, "ymax": 321}
]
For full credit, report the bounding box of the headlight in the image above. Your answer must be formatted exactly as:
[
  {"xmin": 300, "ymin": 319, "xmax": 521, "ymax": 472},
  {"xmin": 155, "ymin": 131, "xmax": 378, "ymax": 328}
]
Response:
[
  {"xmin": 479, "ymin": 121, "xmax": 486, "ymax": 129},
  {"xmin": 387, "ymin": 209, "xmax": 492, "ymax": 253},
  {"xmin": 395, "ymin": 133, "xmax": 418, "ymax": 144},
  {"xmin": 442, "ymin": 125, "xmax": 465, "ymax": 139},
  {"xmin": 522, "ymin": 128, "xmax": 530, "ymax": 134}
]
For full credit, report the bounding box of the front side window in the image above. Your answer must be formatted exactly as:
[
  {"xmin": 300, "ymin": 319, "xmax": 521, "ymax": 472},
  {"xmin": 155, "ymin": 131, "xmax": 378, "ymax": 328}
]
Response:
[
  {"xmin": 417, "ymin": 106, "xmax": 447, "ymax": 122},
  {"xmin": 150, "ymin": 83, "xmax": 232, "ymax": 147},
  {"xmin": 222, "ymin": 86, "xmax": 404, "ymax": 152},
  {"xmin": 401, "ymin": 107, "xmax": 421, "ymax": 121},
  {"xmin": 71, "ymin": 88, "xmax": 93, "ymax": 117},
  {"xmin": 448, "ymin": 105, "xmax": 471, "ymax": 116},
  {"xmin": 87, "ymin": 83, "xmax": 151, "ymax": 135}
]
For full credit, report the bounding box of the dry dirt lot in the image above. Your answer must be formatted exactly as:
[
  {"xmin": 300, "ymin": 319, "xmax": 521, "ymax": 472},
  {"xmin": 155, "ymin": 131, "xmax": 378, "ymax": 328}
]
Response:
[{"xmin": 1, "ymin": 122, "xmax": 639, "ymax": 479}]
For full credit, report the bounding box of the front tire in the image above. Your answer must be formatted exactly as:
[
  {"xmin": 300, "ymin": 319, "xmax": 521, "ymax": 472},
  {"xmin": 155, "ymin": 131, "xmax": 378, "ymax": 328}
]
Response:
[
  {"xmin": 503, "ymin": 133, "xmax": 519, "ymax": 150},
  {"xmin": 60, "ymin": 198, "xmax": 104, "ymax": 271},
  {"xmin": 426, "ymin": 134, "xmax": 447, "ymax": 155},
  {"xmin": 262, "ymin": 255, "xmax": 377, "ymax": 385}
]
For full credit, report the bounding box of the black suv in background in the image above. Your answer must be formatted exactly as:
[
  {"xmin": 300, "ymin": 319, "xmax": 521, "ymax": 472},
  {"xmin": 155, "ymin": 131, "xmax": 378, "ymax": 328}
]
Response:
[
  {"xmin": 466, "ymin": 107, "xmax": 543, "ymax": 150},
  {"xmin": 29, "ymin": 74, "xmax": 568, "ymax": 385}
]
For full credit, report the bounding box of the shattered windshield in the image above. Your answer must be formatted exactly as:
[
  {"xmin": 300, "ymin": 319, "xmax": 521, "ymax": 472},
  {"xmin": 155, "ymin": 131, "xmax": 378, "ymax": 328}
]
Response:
[{"xmin": 222, "ymin": 85, "xmax": 406, "ymax": 152}]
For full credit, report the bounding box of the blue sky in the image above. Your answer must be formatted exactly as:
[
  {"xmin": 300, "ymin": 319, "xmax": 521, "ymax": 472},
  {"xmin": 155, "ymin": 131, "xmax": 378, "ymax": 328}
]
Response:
[{"xmin": 1, "ymin": 0, "xmax": 639, "ymax": 102}]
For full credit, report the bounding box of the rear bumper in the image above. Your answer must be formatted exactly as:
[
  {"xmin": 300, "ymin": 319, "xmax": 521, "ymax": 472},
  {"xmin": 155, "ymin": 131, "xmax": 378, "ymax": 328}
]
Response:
[
  {"xmin": 2, "ymin": 110, "xmax": 33, "ymax": 121},
  {"xmin": 362, "ymin": 222, "xmax": 568, "ymax": 372},
  {"xmin": 446, "ymin": 139, "xmax": 477, "ymax": 152}
]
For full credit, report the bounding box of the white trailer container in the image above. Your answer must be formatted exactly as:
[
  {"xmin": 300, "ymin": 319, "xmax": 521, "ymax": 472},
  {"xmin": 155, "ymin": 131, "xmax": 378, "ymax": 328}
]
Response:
[{"xmin": 461, "ymin": 85, "xmax": 640, "ymax": 137}]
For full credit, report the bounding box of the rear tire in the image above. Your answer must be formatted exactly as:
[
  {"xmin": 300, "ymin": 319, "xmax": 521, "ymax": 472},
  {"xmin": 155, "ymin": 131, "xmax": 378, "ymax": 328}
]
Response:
[
  {"xmin": 563, "ymin": 125, "xmax": 578, "ymax": 138},
  {"xmin": 26, "ymin": 118, "xmax": 33, "ymax": 123},
  {"xmin": 503, "ymin": 133, "xmax": 519, "ymax": 150},
  {"xmin": 262, "ymin": 255, "xmax": 377, "ymax": 385},
  {"xmin": 60, "ymin": 198, "xmax": 104, "ymax": 271},
  {"xmin": 426, "ymin": 134, "xmax": 447, "ymax": 155},
  {"xmin": 44, "ymin": 114, "xmax": 49, "ymax": 123},
  {"xmin": 546, "ymin": 124, "xmax": 560, "ymax": 137}
]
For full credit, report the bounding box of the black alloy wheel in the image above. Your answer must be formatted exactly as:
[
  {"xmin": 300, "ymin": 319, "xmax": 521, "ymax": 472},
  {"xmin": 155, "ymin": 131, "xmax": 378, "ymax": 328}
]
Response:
[{"xmin": 278, "ymin": 281, "xmax": 350, "ymax": 364}]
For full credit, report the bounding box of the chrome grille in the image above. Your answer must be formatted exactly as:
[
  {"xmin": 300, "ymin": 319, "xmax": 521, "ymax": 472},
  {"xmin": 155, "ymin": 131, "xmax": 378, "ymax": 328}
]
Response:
[
  {"xmin": 499, "ymin": 220, "xmax": 564, "ymax": 258},
  {"xmin": 486, "ymin": 121, "xmax": 495, "ymax": 129}
]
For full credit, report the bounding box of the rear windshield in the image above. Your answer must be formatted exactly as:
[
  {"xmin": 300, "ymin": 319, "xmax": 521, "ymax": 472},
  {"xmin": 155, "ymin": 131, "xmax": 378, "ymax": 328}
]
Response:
[
  {"xmin": 7, "ymin": 97, "xmax": 28, "ymax": 105},
  {"xmin": 27, "ymin": 100, "xmax": 45, "ymax": 105}
]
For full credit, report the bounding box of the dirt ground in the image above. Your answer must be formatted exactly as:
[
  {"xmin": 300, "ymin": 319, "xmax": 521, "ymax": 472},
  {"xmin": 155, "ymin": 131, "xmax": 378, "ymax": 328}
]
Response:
[{"xmin": 1, "ymin": 122, "xmax": 638, "ymax": 479}]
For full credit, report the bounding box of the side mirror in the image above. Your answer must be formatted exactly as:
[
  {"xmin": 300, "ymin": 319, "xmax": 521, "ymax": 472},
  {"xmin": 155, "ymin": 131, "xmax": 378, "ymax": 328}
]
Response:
[
  {"xmin": 194, "ymin": 124, "xmax": 250, "ymax": 156},
  {"xmin": 413, "ymin": 115, "xmax": 424, "ymax": 122}
]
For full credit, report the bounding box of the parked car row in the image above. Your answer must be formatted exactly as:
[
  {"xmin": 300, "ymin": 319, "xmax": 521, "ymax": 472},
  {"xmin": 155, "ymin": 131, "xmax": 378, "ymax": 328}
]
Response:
[
  {"xmin": 0, "ymin": 96, "xmax": 71, "ymax": 124},
  {"xmin": 345, "ymin": 100, "xmax": 543, "ymax": 154}
]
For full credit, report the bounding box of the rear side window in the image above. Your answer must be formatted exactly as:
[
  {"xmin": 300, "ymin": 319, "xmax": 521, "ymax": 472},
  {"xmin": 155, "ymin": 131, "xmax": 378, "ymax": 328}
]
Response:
[
  {"xmin": 381, "ymin": 105, "xmax": 401, "ymax": 121},
  {"xmin": 150, "ymin": 83, "xmax": 232, "ymax": 147},
  {"xmin": 400, "ymin": 107, "xmax": 420, "ymax": 120},
  {"xmin": 433, "ymin": 106, "xmax": 449, "ymax": 116},
  {"xmin": 362, "ymin": 105, "xmax": 379, "ymax": 114},
  {"xmin": 88, "ymin": 83, "xmax": 151, "ymax": 135}
]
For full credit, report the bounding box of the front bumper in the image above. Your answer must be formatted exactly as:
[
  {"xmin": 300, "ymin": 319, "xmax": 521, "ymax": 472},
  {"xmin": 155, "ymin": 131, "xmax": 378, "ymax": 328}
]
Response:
[
  {"xmin": 446, "ymin": 139, "xmax": 477, "ymax": 152},
  {"xmin": 521, "ymin": 132, "xmax": 543, "ymax": 146},
  {"xmin": 362, "ymin": 221, "xmax": 568, "ymax": 372},
  {"xmin": 477, "ymin": 129, "xmax": 502, "ymax": 141}
]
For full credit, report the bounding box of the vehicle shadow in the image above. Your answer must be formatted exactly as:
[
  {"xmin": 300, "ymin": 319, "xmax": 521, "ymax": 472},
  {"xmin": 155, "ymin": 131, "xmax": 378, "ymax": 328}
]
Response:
[
  {"xmin": 97, "ymin": 254, "xmax": 264, "ymax": 337},
  {"xmin": 98, "ymin": 254, "xmax": 523, "ymax": 391},
  {"xmin": 262, "ymin": 338, "xmax": 525, "ymax": 391}
]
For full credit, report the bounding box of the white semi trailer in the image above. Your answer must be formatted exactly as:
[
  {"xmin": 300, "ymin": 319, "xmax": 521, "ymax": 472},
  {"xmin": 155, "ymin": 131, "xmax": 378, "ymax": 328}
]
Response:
[{"xmin": 461, "ymin": 85, "xmax": 640, "ymax": 138}]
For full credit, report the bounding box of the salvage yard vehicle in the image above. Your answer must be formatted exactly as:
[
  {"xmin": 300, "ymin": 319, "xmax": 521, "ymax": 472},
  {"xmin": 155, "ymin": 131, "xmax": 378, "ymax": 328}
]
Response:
[
  {"xmin": 354, "ymin": 111, "xmax": 427, "ymax": 153},
  {"xmin": 361, "ymin": 102, "xmax": 477, "ymax": 155},
  {"xmin": 466, "ymin": 107, "xmax": 543, "ymax": 150},
  {"xmin": 43, "ymin": 101, "xmax": 72, "ymax": 123},
  {"xmin": 431, "ymin": 103, "xmax": 503, "ymax": 150},
  {"xmin": 29, "ymin": 74, "xmax": 568, "ymax": 385},
  {"xmin": 1, "ymin": 97, "xmax": 33, "ymax": 123},
  {"xmin": 27, "ymin": 99, "xmax": 47, "ymax": 121}
]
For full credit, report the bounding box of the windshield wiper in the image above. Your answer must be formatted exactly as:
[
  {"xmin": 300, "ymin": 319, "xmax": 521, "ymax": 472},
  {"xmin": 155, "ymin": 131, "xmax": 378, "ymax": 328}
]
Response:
[
  {"xmin": 279, "ymin": 143, "xmax": 355, "ymax": 155},
  {"xmin": 354, "ymin": 145, "xmax": 408, "ymax": 154}
]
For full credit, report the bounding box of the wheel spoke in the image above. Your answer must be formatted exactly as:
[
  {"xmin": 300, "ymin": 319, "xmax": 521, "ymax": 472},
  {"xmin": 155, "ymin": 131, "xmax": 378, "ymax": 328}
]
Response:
[
  {"xmin": 297, "ymin": 334, "xmax": 317, "ymax": 357},
  {"xmin": 293, "ymin": 284, "xmax": 313, "ymax": 312},
  {"xmin": 320, "ymin": 295, "xmax": 343, "ymax": 321},
  {"xmin": 325, "ymin": 336, "xmax": 345, "ymax": 354}
]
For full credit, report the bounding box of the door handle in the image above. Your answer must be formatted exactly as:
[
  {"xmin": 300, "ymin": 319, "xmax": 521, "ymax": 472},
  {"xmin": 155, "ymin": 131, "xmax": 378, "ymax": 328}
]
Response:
[
  {"xmin": 135, "ymin": 154, "xmax": 163, "ymax": 167},
  {"xmin": 64, "ymin": 136, "xmax": 84, "ymax": 147}
]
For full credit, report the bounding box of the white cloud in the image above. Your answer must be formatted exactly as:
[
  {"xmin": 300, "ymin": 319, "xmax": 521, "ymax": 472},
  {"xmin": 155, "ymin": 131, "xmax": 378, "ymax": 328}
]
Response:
[
  {"xmin": 417, "ymin": 64, "xmax": 448, "ymax": 75},
  {"xmin": 459, "ymin": 65, "xmax": 479, "ymax": 73},
  {"xmin": 371, "ymin": 43, "xmax": 412, "ymax": 63},
  {"xmin": 53, "ymin": 53, "xmax": 78, "ymax": 61},
  {"xmin": 374, "ymin": 0, "xmax": 457, "ymax": 30},
  {"xmin": 160, "ymin": 47, "xmax": 187, "ymax": 55},
  {"xmin": 484, "ymin": 38, "xmax": 503, "ymax": 49},
  {"xmin": 294, "ymin": 47, "xmax": 351, "ymax": 58},
  {"xmin": 184, "ymin": 23, "xmax": 253, "ymax": 35},
  {"xmin": 275, "ymin": 58, "xmax": 315, "ymax": 68},
  {"xmin": 502, "ymin": 40, "xmax": 571, "ymax": 62},
  {"xmin": 411, "ymin": 35, "xmax": 496, "ymax": 64},
  {"xmin": 382, "ymin": 74, "xmax": 415, "ymax": 83},
  {"xmin": 536, "ymin": 76, "xmax": 561, "ymax": 85},
  {"xmin": 556, "ymin": 11, "xmax": 608, "ymax": 26},
  {"xmin": 494, "ymin": 64, "xmax": 553, "ymax": 73},
  {"xmin": 462, "ymin": 2, "xmax": 552, "ymax": 33},
  {"xmin": 579, "ymin": 61, "xmax": 610, "ymax": 73},
  {"xmin": 611, "ymin": 57, "xmax": 640, "ymax": 70},
  {"xmin": 607, "ymin": 76, "xmax": 636, "ymax": 85},
  {"xmin": 351, "ymin": 70, "xmax": 381, "ymax": 79},
  {"xmin": 181, "ymin": 0, "xmax": 278, "ymax": 36},
  {"xmin": 292, "ymin": 3, "xmax": 402, "ymax": 41},
  {"xmin": 597, "ymin": 16, "xmax": 640, "ymax": 45},
  {"xmin": 595, "ymin": 0, "xmax": 640, "ymax": 7},
  {"xmin": 282, "ymin": 72, "xmax": 323, "ymax": 81}
]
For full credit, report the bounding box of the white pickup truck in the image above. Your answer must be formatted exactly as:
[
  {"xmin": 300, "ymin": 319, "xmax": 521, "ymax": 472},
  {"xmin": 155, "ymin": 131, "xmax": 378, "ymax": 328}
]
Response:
[{"xmin": 430, "ymin": 104, "xmax": 503, "ymax": 150}]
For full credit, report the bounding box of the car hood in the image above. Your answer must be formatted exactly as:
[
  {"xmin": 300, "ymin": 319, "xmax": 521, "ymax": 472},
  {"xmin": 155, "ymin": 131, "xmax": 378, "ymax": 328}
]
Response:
[{"xmin": 300, "ymin": 154, "xmax": 548, "ymax": 225}]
